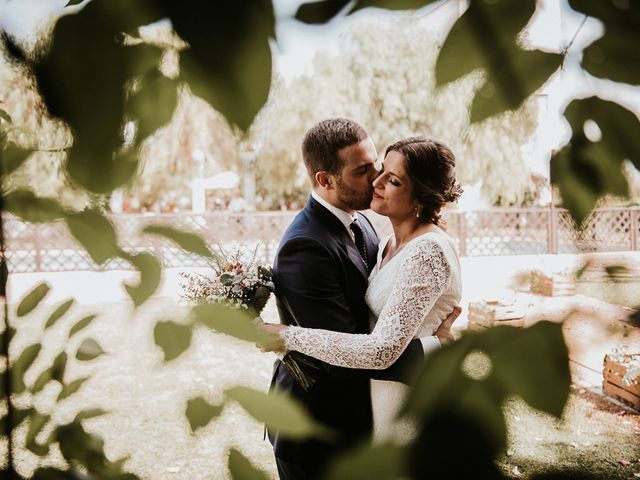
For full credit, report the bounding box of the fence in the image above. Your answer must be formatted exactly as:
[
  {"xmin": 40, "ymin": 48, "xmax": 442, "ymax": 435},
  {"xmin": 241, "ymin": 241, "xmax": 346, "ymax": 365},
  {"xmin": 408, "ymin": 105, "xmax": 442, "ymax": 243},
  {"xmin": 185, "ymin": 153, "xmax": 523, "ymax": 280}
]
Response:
[{"xmin": 4, "ymin": 207, "xmax": 640, "ymax": 273}]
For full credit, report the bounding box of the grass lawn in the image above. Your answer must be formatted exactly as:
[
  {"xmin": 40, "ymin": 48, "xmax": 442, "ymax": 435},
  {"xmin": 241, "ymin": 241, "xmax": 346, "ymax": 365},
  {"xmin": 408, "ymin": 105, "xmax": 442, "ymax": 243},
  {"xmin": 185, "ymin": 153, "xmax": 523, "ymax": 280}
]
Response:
[{"xmin": 498, "ymin": 391, "xmax": 640, "ymax": 479}]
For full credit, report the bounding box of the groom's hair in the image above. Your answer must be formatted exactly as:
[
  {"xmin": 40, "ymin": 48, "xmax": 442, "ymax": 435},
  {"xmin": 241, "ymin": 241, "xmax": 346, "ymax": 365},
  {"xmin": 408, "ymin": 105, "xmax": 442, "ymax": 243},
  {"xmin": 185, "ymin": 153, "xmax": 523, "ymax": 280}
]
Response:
[{"xmin": 302, "ymin": 118, "xmax": 368, "ymax": 185}]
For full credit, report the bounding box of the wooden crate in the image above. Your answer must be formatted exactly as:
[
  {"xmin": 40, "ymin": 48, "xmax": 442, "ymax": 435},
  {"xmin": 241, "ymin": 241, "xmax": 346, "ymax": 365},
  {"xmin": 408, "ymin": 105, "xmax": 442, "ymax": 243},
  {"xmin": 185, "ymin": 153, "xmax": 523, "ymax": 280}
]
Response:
[
  {"xmin": 603, "ymin": 354, "xmax": 640, "ymax": 410},
  {"xmin": 530, "ymin": 270, "xmax": 576, "ymax": 297},
  {"xmin": 468, "ymin": 300, "xmax": 525, "ymax": 331}
]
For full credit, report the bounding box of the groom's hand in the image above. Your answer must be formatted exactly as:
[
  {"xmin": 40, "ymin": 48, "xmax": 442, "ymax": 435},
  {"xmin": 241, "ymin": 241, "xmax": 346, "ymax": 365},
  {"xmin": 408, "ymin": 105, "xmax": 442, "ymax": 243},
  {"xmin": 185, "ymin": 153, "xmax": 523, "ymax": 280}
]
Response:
[
  {"xmin": 435, "ymin": 306, "xmax": 462, "ymax": 345},
  {"xmin": 257, "ymin": 323, "xmax": 287, "ymax": 353}
]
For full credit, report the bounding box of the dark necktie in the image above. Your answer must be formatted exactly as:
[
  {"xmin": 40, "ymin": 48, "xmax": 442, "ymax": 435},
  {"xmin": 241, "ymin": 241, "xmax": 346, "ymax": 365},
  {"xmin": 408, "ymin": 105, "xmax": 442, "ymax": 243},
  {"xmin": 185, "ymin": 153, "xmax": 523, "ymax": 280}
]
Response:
[{"xmin": 350, "ymin": 219, "xmax": 369, "ymax": 270}]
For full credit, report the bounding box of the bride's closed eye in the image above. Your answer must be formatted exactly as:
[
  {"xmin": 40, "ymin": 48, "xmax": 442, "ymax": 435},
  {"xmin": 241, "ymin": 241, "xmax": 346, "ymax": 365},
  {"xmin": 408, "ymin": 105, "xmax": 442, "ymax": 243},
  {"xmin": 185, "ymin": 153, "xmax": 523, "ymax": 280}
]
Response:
[{"xmin": 378, "ymin": 166, "xmax": 401, "ymax": 186}]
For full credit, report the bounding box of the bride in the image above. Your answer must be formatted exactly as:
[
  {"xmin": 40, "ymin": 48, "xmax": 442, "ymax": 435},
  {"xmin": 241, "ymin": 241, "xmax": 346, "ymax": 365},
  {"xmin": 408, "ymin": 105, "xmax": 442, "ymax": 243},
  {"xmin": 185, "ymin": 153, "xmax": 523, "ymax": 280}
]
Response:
[{"xmin": 263, "ymin": 136, "xmax": 463, "ymax": 441}]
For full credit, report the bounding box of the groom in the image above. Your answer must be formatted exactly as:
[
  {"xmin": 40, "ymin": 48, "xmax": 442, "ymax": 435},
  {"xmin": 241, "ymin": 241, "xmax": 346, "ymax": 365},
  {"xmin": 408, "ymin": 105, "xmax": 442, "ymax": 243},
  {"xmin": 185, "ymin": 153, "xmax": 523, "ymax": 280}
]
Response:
[{"xmin": 268, "ymin": 118, "xmax": 459, "ymax": 479}]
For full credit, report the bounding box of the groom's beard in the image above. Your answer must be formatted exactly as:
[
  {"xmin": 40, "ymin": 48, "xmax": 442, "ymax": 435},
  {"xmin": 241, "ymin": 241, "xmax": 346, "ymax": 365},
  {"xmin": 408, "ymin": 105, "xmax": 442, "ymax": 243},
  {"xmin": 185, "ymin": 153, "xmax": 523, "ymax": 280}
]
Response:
[{"xmin": 335, "ymin": 176, "xmax": 373, "ymax": 211}]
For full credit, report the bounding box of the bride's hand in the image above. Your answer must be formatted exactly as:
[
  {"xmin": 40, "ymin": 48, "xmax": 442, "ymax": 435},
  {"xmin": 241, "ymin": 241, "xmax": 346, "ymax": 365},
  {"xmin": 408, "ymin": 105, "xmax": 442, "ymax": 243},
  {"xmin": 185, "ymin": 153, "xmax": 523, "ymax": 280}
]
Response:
[
  {"xmin": 257, "ymin": 323, "xmax": 288, "ymax": 353},
  {"xmin": 435, "ymin": 306, "xmax": 462, "ymax": 345}
]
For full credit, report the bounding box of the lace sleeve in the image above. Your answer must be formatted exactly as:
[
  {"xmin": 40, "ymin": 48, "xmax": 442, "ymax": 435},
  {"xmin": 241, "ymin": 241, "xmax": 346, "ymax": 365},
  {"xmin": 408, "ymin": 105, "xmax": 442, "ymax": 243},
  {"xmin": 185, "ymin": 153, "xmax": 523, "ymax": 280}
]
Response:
[{"xmin": 280, "ymin": 239, "xmax": 451, "ymax": 369}]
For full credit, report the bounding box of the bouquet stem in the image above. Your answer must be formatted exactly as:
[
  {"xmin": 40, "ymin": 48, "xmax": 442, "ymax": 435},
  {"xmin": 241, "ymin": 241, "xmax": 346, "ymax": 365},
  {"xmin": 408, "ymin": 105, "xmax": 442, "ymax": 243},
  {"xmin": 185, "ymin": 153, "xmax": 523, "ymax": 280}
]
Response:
[{"xmin": 281, "ymin": 352, "xmax": 319, "ymax": 392}]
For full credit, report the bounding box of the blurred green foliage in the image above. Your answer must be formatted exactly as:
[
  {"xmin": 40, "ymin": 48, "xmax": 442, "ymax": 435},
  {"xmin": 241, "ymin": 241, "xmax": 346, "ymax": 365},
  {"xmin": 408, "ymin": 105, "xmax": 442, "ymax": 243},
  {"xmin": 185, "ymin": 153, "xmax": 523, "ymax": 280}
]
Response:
[{"xmin": 1, "ymin": 0, "xmax": 637, "ymax": 478}]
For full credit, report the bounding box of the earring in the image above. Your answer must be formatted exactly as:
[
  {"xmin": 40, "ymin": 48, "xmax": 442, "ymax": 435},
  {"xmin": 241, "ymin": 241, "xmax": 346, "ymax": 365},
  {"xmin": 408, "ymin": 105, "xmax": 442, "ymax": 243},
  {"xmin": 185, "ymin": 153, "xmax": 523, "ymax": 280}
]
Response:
[{"xmin": 415, "ymin": 205, "xmax": 422, "ymax": 218}]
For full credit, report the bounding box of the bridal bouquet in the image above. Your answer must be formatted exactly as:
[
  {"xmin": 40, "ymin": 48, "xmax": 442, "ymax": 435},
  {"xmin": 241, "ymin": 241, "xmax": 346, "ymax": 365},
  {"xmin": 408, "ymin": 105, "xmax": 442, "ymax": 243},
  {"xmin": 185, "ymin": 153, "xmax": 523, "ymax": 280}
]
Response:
[
  {"xmin": 179, "ymin": 247, "xmax": 274, "ymax": 317},
  {"xmin": 180, "ymin": 245, "xmax": 317, "ymax": 391}
]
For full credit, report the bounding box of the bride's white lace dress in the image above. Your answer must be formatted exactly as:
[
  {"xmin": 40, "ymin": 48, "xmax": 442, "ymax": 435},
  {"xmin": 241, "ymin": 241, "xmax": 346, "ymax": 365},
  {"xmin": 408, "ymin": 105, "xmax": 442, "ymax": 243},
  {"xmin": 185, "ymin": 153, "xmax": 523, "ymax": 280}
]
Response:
[{"xmin": 281, "ymin": 229, "xmax": 462, "ymax": 442}]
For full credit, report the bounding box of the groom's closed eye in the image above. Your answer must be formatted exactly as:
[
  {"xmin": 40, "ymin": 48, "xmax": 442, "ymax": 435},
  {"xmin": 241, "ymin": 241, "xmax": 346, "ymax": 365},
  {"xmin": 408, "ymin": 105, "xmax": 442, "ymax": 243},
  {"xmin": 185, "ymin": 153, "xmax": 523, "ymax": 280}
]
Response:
[{"xmin": 355, "ymin": 164, "xmax": 375, "ymax": 175}]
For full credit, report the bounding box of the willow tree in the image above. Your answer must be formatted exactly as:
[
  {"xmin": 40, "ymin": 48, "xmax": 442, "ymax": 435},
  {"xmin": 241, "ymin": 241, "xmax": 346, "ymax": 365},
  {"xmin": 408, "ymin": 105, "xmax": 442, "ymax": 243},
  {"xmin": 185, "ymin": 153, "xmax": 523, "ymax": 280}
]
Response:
[{"xmin": 250, "ymin": 16, "xmax": 539, "ymax": 208}]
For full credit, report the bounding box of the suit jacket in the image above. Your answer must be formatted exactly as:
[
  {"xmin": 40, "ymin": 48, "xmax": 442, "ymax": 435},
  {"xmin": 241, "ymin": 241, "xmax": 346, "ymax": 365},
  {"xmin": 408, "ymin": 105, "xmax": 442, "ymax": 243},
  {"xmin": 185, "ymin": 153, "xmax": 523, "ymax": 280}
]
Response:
[{"xmin": 268, "ymin": 196, "xmax": 425, "ymax": 469}]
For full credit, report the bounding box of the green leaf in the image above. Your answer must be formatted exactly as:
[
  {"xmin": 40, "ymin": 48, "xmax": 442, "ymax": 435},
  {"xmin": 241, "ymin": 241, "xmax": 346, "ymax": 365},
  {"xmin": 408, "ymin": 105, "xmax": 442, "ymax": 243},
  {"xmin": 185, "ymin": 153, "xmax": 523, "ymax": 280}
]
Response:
[
  {"xmin": 435, "ymin": 0, "xmax": 562, "ymax": 123},
  {"xmin": 0, "ymin": 407, "xmax": 34, "ymax": 435},
  {"xmin": 26, "ymin": 412, "xmax": 51, "ymax": 456},
  {"xmin": 154, "ymin": 320, "xmax": 192, "ymax": 362},
  {"xmin": 12, "ymin": 343, "xmax": 42, "ymax": 394},
  {"xmin": 65, "ymin": 209, "xmax": 120, "ymax": 265},
  {"xmin": 123, "ymin": 42, "xmax": 164, "ymax": 78},
  {"xmin": 253, "ymin": 286, "xmax": 271, "ymax": 314},
  {"xmin": 228, "ymin": 448, "xmax": 269, "ymax": 480},
  {"xmin": 185, "ymin": 396, "xmax": 224, "ymax": 432},
  {"xmin": 551, "ymin": 97, "xmax": 640, "ymax": 224},
  {"xmin": 126, "ymin": 71, "xmax": 178, "ymax": 142},
  {"xmin": 225, "ymin": 386, "xmax": 332, "ymax": 440},
  {"xmin": 57, "ymin": 376, "xmax": 90, "ymax": 401},
  {"xmin": 408, "ymin": 407, "xmax": 504, "ymax": 479},
  {"xmin": 69, "ymin": 314, "xmax": 98, "ymax": 337},
  {"xmin": 52, "ymin": 351, "xmax": 68, "ymax": 383},
  {"xmin": 167, "ymin": 0, "xmax": 275, "ymax": 130},
  {"xmin": 220, "ymin": 272, "xmax": 235, "ymax": 286},
  {"xmin": 120, "ymin": 251, "xmax": 161, "ymax": 307},
  {"xmin": 55, "ymin": 420, "xmax": 107, "ymax": 472},
  {"xmin": 0, "ymin": 107, "xmax": 12, "ymax": 123},
  {"xmin": 45, "ymin": 299, "xmax": 75, "ymax": 329},
  {"xmin": 489, "ymin": 322, "xmax": 570, "ymax": 417},
  {"xmin": 76, "ymin": 338, "xmax": 106, "ymax": 361},
  {"xmin": 570, "ymin": 0, "xmax": 640, "ymax": 86},
  {"xmin": 31, "ymin": 367, "xmax": 54, "ymax": 394},
  {"xmin": 1, "ymin": 142, "xmax": 32, "ymax": 176},
  {"xmin": 351, "ymin": 0, "xmax": 436, "ymax": 14},
  {"xmin": 192, "ymin": 303, "xmax": 272, "ymax": 345},
  {"xmin": 32, "ymin": 468, "xmax": 82, "ymax": 480},
  {"xmin": 325, "ymin": 442, "xmax": 407, "ymax": 480},
  {"xmin": 74, "ymin": 408, "xmax": 108, "ymax": 421},
  {"xmin": 16, "ymin": 282, "xmax": 50, "ymax": 317},
  {"xmin": 295, "ymin": 0, "xmax": 435, "ymax": 23},
  {"xmin": 143, "ymin": 224, "xmax": 215, "ymax": 259},
  {"xmin": 4, "ymin": 189, "xmax": 64, "ymax": 223},
  {"xmin": 406, "ymin": 322, "xmax": 571, "ymax": 425},
  {"xmin": 34, "ymin": 1, "xmax": 138, "ymax": 193},
  {"xmin": 403, "ymin": 333, "xmax": 477, "ymax": 419},
  {"xmin": 605, "ymin": 264, "xmax": 629, "ymax": 280},
  {"xmin": 295, "ymin": 0, "xmax": 352, "ymax": 24}
]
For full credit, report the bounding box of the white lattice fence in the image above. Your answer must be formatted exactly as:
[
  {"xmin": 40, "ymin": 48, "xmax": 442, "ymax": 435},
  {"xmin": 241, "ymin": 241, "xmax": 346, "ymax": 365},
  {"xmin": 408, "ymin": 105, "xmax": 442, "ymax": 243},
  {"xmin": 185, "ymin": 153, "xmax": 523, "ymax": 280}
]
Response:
[
  {"xmin": 5, "ymin": 212, "xmax": 296, "ymax": 272},
  {"xmin": 455, "ymin": 209, "xmax": 549, "ymax": 256},
  {"xmin": 4, "ymin": 207, "xmax": 640, "ymax": 272},
  {"xmin": 556, "ymin": 208, "xmax": 637, "ymax": 253}
]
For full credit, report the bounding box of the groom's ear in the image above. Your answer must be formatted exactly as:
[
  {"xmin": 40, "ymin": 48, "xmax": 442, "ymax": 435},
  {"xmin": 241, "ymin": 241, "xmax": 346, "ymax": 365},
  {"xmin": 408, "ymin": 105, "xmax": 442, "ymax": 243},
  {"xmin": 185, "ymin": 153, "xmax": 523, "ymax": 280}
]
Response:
[{"xmin": 316, "ymin": 171, "xmax": 333, "ymax": 190}]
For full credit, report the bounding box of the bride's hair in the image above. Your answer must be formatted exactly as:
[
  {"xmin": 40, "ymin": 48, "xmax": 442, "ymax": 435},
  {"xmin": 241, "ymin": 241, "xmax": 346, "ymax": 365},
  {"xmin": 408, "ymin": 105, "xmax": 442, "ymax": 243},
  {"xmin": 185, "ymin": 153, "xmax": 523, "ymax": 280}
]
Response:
[{"xmin": 385, "ymin": 136, "xmax": 463, "ymax": 226}]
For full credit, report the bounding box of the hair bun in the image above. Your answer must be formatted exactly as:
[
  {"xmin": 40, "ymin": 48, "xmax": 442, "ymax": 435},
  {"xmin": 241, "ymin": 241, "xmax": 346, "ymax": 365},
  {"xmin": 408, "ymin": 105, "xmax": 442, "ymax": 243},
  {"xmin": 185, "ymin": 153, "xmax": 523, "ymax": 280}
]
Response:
[{"xmin": 444, "ymin": 182, "xmax": 463, "ymax": 203}]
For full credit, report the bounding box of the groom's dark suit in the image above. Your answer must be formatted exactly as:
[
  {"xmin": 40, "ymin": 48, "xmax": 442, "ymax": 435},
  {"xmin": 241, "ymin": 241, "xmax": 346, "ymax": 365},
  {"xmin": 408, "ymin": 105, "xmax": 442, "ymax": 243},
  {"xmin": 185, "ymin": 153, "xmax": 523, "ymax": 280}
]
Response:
[{"xmin": 268, "ymin": 197, "xmax": 425, "ymax": 479}]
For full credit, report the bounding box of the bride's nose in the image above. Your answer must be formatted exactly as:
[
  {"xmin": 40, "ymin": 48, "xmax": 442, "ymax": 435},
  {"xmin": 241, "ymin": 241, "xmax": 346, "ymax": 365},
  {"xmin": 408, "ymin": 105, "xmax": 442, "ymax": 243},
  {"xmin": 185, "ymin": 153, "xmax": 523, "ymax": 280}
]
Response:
[{"xmin": 372, "ymin": 174, "xmax": 384, "ymax": 189}]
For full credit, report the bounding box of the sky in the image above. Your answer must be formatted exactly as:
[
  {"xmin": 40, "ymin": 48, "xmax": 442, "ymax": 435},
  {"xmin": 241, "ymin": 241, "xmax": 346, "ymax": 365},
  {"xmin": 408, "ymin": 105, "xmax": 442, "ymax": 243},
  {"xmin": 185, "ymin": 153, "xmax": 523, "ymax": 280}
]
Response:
[{"xmin": 1, "ymin": 0, "xmax": 638, "ymax": 204}]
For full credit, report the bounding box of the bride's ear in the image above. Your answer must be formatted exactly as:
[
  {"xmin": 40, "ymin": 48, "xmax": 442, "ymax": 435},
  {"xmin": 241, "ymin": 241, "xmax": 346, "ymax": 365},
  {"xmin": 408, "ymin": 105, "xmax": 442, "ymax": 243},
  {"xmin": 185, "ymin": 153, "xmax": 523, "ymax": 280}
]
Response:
[{"xmin": 316, "ymin": 171, "xmax": 333, "ymax": 190}]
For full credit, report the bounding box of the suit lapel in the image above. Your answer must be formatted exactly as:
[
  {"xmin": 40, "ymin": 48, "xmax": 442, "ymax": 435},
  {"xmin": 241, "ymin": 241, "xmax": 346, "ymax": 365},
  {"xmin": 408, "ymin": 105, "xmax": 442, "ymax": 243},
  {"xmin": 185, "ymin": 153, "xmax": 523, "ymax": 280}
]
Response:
[{"xmin": 307, "ymin": 197, "xmax": 369, "ymax": 280}]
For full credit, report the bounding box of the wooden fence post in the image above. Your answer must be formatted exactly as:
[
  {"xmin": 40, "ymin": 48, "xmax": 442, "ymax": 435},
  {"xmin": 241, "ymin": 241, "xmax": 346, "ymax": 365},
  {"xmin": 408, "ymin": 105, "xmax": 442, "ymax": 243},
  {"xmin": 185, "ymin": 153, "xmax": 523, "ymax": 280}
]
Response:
[
  {"xmin": 458, "ymin": 212, "xmax": 467, "ymax": 257},
  {"xmin": 34, "ymin": 224, "xmax": 42, "ymax": 271}
]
